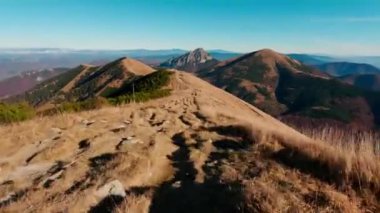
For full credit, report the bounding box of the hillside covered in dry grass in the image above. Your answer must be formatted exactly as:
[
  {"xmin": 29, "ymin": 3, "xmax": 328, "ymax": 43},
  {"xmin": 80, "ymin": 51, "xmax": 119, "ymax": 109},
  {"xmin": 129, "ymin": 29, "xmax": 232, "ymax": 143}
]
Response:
[{"xmin": 0, "ymin": 71, "xmax": 379, "ymax": 213}]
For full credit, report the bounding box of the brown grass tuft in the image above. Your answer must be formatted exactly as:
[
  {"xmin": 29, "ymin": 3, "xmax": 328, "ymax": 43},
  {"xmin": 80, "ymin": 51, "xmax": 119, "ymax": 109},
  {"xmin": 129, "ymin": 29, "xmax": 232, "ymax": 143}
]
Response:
[
  {"xmin": 237, "ymin": 119, "xmax": 380, "ymax": 194},
  {"xmin": 117, "ymin": 193, "xmax": 152, "ymax": 213},
  {"xmin": 243, "ymin": 180, "xmax": 286, "ymax": 213}
]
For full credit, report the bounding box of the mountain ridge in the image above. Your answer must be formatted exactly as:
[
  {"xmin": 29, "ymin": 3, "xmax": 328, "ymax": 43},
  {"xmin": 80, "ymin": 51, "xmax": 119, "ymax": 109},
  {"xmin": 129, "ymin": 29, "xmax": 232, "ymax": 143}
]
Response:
[
  {"xmin": 22, "ymin": 57, "xmax": 155, "ymax": 111},
  {"xmin": 198, "ymin": 49, "xmax": 328, "ymax": 114}
]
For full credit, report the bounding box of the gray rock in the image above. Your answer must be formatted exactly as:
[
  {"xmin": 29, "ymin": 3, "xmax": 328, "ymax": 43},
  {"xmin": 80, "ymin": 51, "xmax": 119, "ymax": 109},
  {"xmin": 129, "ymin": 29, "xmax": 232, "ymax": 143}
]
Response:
[{"xmin": 95, "ymin": 180, "xmax": 126, "ymax": 199}]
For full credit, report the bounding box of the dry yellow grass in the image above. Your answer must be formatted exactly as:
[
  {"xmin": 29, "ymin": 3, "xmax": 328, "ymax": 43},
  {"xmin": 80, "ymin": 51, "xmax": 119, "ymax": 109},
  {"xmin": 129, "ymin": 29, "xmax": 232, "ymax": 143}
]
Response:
[
  {"xmin": 117, "ymin": 193, "xmax": 153, "ymax": 213},
  {"xmin": 0, "ymin": 71, "xmax": 379, "ymax": 212},
  {"xmin": 275, "ymin": 125, "xmax": 380, "ymax": 191}
]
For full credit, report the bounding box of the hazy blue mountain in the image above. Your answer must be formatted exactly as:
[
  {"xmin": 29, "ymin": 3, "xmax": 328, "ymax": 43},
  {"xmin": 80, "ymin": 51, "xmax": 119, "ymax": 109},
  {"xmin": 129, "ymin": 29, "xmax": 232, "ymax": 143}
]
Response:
[
  {"xmin": 316, "ymin": 62, "xmax": 380, "ymax": 77},
  {"xmin": 0, "ymin": 48, "xmax": 238, "ymax": 80},
  {"xmin": 288, "ymin": 53, "xmax": 339, "ymax": 65},
  {"xmin": 288, "ymin": 53, "xmax": 380, "ymax": 68},
  {"xmin": 209, "ymin": 51, "xmax": 242, "ymax": 61},
  {"xmin": 342, "ymin": 56, "xmax": 380, "ymax": 68},
  {"xmin": 288, "ymin": 54, "xmax": 321, "ymax": 65},
  {"xmin": 340, "ymin": 73, "xmax": 380, "ymax": 92}
]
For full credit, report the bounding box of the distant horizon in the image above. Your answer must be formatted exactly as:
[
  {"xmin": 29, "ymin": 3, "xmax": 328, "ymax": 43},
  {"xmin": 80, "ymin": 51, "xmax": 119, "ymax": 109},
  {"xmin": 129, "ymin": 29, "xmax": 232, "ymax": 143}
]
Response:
[
  {"xmin": 1, "ymin": 0, "xmax": 379, "ymax": 56},
  {"xmin": 1, "ymin": 47, "xmax": 380, "ymax": 57}
]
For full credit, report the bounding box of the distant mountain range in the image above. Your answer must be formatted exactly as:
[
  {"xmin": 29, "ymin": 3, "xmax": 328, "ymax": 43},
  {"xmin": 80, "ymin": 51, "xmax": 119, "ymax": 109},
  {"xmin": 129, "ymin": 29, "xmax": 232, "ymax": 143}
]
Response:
[
  {"xmin": 0, "ymin": 68, "xmax": 68, "ymax": 99},
  {"xmin": 340, "ymin": 73, "xmax": 380, "ymax": 92},
  {"xmin": 288, "ymin": 53, "xmax": 380, "ymax": 68},
  {"xmin": 287, "ymin": 54, "xmax": 335, "ymax": 65},
  {"xmin": 1, "ymin": 48, "xmax": 379, "ymax": 81},
  {"xmin": 4, "ymin": 48, "xmax": 380, "ymax": 129},
  {"xmin": 0, "ymin": 48, "xmax": 241, "ymax": 80},
  {"xmin": 0, "ymin": 48, "xmax": 236, "ymax": 100},
  {"xmin": 286, "ymin": 54, "xmax": 380, "ymax": 95},
  {"xmin": 342, "ymin": 56, "xmax": 380, "ymax": 68},
  {"xmin": 315, "ymin": 62, "xmax": 380, "ymax": 77}
]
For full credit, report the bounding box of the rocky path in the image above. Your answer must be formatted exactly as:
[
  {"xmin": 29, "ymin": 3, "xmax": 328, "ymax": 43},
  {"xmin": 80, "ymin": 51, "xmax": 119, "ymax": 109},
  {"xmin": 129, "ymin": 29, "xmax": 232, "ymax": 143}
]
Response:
[
  {"xmin": 1, "ymin": 71, "xmax": 356, "ymax": 213},
  {"xmin": 0, "ymin": 71, "xmax": 259, "ymax": 212}
]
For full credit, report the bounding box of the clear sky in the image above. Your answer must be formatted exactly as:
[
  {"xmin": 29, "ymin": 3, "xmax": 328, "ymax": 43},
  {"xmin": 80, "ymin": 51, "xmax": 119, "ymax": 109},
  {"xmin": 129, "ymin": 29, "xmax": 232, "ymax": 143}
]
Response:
[{"xmin": 0, "ymin": 0, "xmax": 379, "ymax": 55}]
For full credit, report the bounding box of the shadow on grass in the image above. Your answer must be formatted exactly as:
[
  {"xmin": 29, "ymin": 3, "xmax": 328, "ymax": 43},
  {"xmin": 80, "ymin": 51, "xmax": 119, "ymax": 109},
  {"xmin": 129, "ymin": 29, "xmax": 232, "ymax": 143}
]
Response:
[
  {"xmin": 88, "ymin": 195, "xmax": 124, "ymax": 213},
  {"xmin": 149, "ymin": 131, "xmax": 246, "ymax": 213},
  {"xmin": 271, "ymin": 146, "xmax": 345, "ymax": 187},
  {"xmin": 88, "ymin": 124, "xmax": 255, "ymax": 213}
]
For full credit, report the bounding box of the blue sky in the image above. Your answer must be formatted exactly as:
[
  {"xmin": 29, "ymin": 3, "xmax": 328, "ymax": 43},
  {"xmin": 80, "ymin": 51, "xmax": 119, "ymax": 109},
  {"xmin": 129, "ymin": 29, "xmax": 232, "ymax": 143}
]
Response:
[{"xmin": 0, "ymin": 0, "xmax": 379, "ymax": 55}]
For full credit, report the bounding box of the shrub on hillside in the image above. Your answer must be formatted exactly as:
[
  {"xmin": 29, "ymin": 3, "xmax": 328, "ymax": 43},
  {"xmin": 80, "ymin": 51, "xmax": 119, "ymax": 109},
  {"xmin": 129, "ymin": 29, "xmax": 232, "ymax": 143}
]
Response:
[
  {"xmin": 42, "ymin": 98, "xmax": 109, "ymax": 115},
  {"xmin": 60, "ymin": 98, "xmax": 109, "ymax": 112},
  {"xmin": 0, "ymin": 102, "xmax": 35, "ymax": 124},
  {"xmin": 255, "ymin": 86, "xmax": 271, "ymax": 99},
  {"xmin": 104, "ymin": 69, "xmax": 173, "ymax": 105},
  {"xmin": 103, "ymin": 69, "xmax": 173, "ymax": 98},
  {"xmin": 301, "ymin": 107, "xmax": 352, "ymax": 123},
  {"xmin": 108, "ymin": 89, "xmax": 171, "ymax": 105}
]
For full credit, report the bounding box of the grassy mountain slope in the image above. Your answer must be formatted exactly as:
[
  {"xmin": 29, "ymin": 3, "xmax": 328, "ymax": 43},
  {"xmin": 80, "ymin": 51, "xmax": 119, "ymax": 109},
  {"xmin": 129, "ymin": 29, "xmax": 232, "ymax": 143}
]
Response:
[
  {"xmin": 199, "ymin": 49, "xmax": 327, "ymax": 115},
  {"xmin": 275, "ymin": 69, "xmax": 378, "ymax": 127},
  {"xmin": 199, "ymin": 49, "xmax": 380, "ymax": 128},
  {"xmin": 1, "ymin": 71, "xmax": 379, "ymax": 212},
  {"xmin": 25, "ymin": 65, "xmax": 93, "ymax": 106},
  {"xmin": 23, "ymin": 58, "xmax": 156, "ymax": 110}
]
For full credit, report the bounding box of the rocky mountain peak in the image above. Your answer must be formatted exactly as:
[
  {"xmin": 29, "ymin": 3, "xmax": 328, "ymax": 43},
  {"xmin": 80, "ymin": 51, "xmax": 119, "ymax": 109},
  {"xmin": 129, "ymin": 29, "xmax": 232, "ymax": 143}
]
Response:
[
  {"xmin": 188, "ymin": 48, "xmax": 213, "ymax": 63},
  {"xmin": 160, "ymin": 48, "xmax": 218, "ymax": 72}
]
